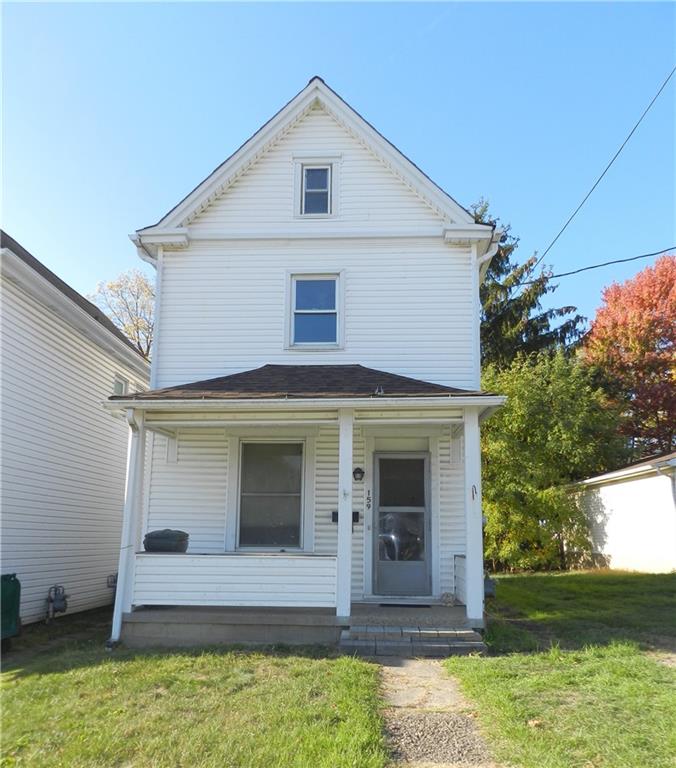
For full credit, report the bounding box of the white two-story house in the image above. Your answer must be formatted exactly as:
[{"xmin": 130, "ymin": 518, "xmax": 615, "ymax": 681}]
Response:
[{"xmin": 106, "ymin": 78, "xmax": 504, "ymax": 652}]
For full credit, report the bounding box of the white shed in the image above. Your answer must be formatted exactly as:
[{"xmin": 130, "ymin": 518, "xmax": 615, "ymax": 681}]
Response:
[
  {"xmin": 1, "ymin": 232, "xmax": 149, "ymax": 623},
  {"xmin": 578, "ymin": 452, "xmax": 676, "ymax": 573}
]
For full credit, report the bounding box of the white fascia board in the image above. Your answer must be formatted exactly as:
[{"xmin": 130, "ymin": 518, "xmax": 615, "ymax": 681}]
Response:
[
  {"xmin": 579, "ymin": 457, "xmax": 676, "ymax": 487},
  {"xmin": 443, "ymin": 226, "xmax": 494, "ymax": 241},
  {"xmin": 134, "ymin": 228, "xmax": 189, "ymax": 247},
  {"xmin": 136, "ymin": 79, "xmax": 477, "ymax": 237},
  {"xmin": 130, "ymin": 229, "xmax": 189, "ymax": 264},
  {"xmin": 187, "ymin": 227, "xmax": 446, "ymax": 241},
  {"xmin": 102, "ymin": 395, "xmax": 507, "ymax": 412},
  {"xmin": 317, "ymin": 84, "xmax": 474, "ymax": 225},
  {"xmin": 143, "ymin": 89, "xmax": 319, "ymax": 232},
  {"xmin": 2, "ymin": 249, "xmax": 149, "ymax": 378}
]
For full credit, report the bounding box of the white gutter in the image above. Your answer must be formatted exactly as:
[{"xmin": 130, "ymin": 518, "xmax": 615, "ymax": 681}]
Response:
[
  {"xmin": 103, "ymin": 395, "xmax": 506, "ymax": 412},
  {"xmin": 579, "ymin": 456, "xmax": 676, "ymax": 487}
]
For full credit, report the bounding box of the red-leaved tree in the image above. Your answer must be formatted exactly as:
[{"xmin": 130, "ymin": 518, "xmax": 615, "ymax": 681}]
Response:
[{"xmin": 584, "ymin": 255, "xmax": 676, "ymax": 456}]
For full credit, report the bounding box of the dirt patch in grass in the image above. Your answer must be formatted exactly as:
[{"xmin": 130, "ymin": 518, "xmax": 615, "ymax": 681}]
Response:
[
  {"xmin": 379, "ymin": 659, "xmax": 497, "ymax": 767},
  {"xmin": 384, "ymin": 710, "xmax": 491, "ymax": 765}
]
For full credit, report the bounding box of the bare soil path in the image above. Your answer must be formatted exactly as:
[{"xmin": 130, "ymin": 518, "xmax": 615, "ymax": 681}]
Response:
[{"xmin": 379, "ymin": 658, "xmax": 500, "ymax": 768}]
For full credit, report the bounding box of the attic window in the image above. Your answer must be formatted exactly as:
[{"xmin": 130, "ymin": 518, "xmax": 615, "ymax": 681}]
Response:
[
  {"xmin": 113, "ymin": 376, "xmax": 129, "ymax": 396},
  {"xmin": 302, "ymin": 166, "xmax": 331, "ymax": 215}
]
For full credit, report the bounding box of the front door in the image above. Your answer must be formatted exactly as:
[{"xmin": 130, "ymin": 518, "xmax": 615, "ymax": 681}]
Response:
[{"xmin": 373, "ymin": 453, "xmax": 431, "ymax": 596}]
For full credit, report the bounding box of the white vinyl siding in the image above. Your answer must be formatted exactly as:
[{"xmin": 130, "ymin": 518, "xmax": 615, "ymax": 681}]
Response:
[
  {"xmin": 579, "ymin": 473, "xmax": 676, "ymax": 573},
  {"xmin": 154, "ymin": 239, "xmax": 474, "ymax": 389},
  {"xmin": 188, "ymin": 105, "xmax": 445, "ymax": 232},
  {"xmin": 152, "ymin": 104, "xmax": 476, "ymax": 391},
  {"xmin": 146, "ymin": 430, "xmax": 228, "ymax": 554},
  {"xmin": 0, "ymin": 276, "xmax": 148, "ymax": 624},
  {"xmin": 133, "ymin": 553, "xmax": 337, "ymax": 608},
  {"xmin": 141, "ymin": 422, "xmax": 462, "ymax": 602},
  {"xmin": 438, "ymin": 426, "xmax": 466, "ymax": 595}
]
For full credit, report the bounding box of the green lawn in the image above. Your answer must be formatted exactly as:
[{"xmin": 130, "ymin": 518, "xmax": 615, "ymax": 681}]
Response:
[
  {"xmin": 1, "ymin": 613, "xmax": 387, "ymax": 768},
  {"xmin": 447, "ymin": 570, "xmax": 676, "ymax": 768},
  {"xmin": 4, "ymin": 573, "xmax": 676, "ymax": 768}
]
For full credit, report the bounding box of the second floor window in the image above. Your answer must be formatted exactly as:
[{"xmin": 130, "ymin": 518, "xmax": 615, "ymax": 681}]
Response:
[
  {"xmin": 302, "ymin": 166, "xmax": 331, "ymax": 215},
  {"xmin": 291, "ymin": 275, "xmax": 338, "ymax": 345}
]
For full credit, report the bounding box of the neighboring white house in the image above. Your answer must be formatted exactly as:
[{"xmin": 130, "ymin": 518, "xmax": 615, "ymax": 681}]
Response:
[
  {"xmin": 578, "ymin": 452, "xmax": 676, "ymax": 573},
  {"xmin": 105, "ymin": 77, "xmax": 505, "ymax": 648},
  {"xmin": 1, "ymin": 232, "xmax": 149, "ymax": 624}
]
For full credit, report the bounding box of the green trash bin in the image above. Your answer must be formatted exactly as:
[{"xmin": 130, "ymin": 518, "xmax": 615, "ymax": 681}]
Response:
[{"xmin": 2, "ymin": 574, "xmax": 21, "ymax": 642}]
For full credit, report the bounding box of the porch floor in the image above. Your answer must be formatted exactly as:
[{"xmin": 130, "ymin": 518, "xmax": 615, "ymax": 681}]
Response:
[
  {"xmin": 124, "ymin": 602, "xmax": 470, "ymax": 629},
  {"xmin": 350, "ymin": 603, "xmax": 471, "ymax": 629}
]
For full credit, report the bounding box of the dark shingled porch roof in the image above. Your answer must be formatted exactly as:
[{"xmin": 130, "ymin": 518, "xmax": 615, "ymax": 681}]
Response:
[{"xmin": 112, "ymin": 364, "xmax": 491, "ymax": 401}]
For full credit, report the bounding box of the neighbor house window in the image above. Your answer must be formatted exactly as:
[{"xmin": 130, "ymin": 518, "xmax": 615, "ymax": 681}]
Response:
[
  {"xmin": 113, "ymin": 376, "xmax": 128, "ymax": 396},
  {"xmin": 239, "ymin": 442, "xmax": 303, "ymax": 548},
  {"xmin": 302, "ymin": 166, "xmax": 331, "ymax": 215},
  {"xmin": 291, "ymin": 275, "xmax": 338, "ymax": 345}
]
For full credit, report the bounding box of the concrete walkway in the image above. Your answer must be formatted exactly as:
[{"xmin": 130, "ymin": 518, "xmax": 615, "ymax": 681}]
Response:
[{"xmin": 380, "ymin": 658, "xmax": 499, "ymax": 768}]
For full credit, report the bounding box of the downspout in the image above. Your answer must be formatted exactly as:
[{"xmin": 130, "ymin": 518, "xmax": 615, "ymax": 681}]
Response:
[
  {"xmin": 130, "ymin": 233, "xmax": 157, "ymax": 267},
  {"xmin": 477, "ymin": 235, "xmax": 501, "ymax": 281},
  {"xmin": 655, "ymin": 460, "xmax": 676, "ymax": 505}
]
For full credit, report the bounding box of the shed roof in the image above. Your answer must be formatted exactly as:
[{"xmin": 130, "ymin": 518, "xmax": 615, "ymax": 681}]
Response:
[
  {"xmin": 112, "ymin": 364, "xmax": 492, "ymax": 401},
  {"xmin": 579, "ymin": 450, "xmax": 676, "ymax": 487}
]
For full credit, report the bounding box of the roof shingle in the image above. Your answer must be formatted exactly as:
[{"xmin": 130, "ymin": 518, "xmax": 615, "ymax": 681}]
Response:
[{"xmin": 113, "ymin": 364, "xmax": 491, "ymax": 401}]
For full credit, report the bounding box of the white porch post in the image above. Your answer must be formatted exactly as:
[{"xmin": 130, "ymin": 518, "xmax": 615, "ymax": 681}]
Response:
[
  {"xmin": 463, "ymin": 406, "xmax": 484, "ymax": 625},
  {"xmin": 336, "ymin": 408, "xmax": 354, "ymax": 618},
  {"xmin": 110, "ymin": 409, "xmax": 146, "ymax": 644}
]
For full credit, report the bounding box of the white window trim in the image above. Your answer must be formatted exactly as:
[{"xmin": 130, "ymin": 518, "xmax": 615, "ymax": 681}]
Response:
[
  {"xmin": 285, "ymin": 270, "xmax": 345, "ymax": 350},
  {"xmin": 293, "ymin": 153, "xmax": 341, "ymax": 220},
  {"xmin": 233, "ymin": 437, "xmax": 314, "ymax": 553}
]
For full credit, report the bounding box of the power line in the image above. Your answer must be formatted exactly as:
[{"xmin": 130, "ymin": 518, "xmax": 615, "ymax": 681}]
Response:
[
  {"xmin": 531, "ymin": 65, "xmax": 676, "ymax": 272},
  {"xmin": 515, "ymin": 247, "xmax": 674, "ymax": 286}
]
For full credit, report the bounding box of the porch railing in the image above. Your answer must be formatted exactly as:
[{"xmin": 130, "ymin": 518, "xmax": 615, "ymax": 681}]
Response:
[{"xmin": 132, "ymin": 553, "xmax": 338, "ymax": 609}]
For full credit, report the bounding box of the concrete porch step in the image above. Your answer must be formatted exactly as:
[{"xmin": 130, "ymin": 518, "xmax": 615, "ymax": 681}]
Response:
[
  {"xmin": 339, "ymin": 628, "xmax": 486, "ymax": 657},
  {"xmin": 347, "ymin": 625, "xmax": 483, "ymax": 642}
]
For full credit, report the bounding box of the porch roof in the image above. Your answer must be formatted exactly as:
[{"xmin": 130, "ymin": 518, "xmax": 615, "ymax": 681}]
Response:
[{"xmin": 111, "ymin": 364, "xmax": 494, "ymax": 402}]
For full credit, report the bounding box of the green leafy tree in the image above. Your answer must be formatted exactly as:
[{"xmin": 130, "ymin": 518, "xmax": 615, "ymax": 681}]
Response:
[
  {"xmin": 482, "ymin": 350, "xmax": 626, "ymax": 571},
  {"xmin": 474, "ymin": 201, "xmax": 585, "ymax": 368}
]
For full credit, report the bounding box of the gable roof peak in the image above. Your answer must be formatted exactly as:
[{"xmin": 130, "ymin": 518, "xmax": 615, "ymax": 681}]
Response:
[{"xmin": 133, "ymin": 77, "xmax": 492, "ymax": 250}]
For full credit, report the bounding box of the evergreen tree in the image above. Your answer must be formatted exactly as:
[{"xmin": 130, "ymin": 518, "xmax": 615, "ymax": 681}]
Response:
[{"xmin": 474, "ymin": 201, "xmax": 585, "ymax": 368}]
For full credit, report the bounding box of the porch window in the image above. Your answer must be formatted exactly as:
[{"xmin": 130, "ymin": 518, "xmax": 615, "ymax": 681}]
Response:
[
  {"xmin": 239, "ymin": 442, "xmax": 303, "ymax": 549},
  {"xmin": 291, "ymin": 275, "xmax": 338, "ymax": 345}
]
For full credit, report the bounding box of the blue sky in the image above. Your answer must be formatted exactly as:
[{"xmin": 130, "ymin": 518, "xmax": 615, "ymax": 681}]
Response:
[{"xmin": 3, "ymin": 2, "xmax": 674, "ymax": 322}]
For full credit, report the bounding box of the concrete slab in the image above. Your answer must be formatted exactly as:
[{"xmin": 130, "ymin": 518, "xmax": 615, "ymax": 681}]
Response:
[{"xmin": 380, "ymin": 658, "xmax": 469, "ymax": 711}]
